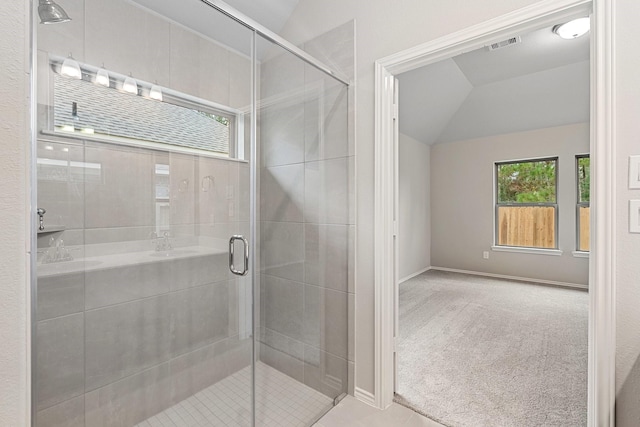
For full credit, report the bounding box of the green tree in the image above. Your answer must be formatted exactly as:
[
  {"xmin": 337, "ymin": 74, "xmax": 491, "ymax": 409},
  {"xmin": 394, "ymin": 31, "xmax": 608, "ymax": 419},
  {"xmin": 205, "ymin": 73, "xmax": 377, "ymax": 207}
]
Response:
[
  {"xmin": 578, "ymin": 156, "xmax": 590, "ymax": 202},
  {"xmin": 497, "ymin": 159, "xmax": 557, "ymax": 203}
]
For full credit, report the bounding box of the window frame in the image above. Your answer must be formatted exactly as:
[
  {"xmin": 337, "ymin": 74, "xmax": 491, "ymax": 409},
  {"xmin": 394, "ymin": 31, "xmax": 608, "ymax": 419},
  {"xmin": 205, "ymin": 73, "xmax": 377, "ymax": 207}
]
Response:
[
  {"xmin": 48, "ymin": 57, "xmax": 245, "ymax": 160},
  {"xmin": 494, "ymin": 156, "xmax": 559, "ymax": 250},
  {"xmin": 576, "ymin": 154, "xmax": 590, "ymax": 253}
]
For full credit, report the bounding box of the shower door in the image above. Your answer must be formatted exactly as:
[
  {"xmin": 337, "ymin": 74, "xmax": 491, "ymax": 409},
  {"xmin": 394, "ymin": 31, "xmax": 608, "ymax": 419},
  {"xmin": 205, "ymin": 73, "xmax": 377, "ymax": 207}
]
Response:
[
  {"xmin": 254, "ymin": 35, "xmax": 351, "ymax": 426},
  {"xmin": 33, "ymin": 0, "xmax": 350, "ymax": 426},
  {"xmin": 34, "ymin": 1, "xmax": 254, "ymax": 425}
]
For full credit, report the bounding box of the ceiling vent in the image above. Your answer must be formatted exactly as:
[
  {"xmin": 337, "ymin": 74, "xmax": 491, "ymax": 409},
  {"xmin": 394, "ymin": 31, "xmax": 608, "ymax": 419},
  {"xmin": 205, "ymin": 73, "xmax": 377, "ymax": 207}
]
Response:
[{"xmin": 486, "ymin": 36, "xmax": 522, "ymax": 51}]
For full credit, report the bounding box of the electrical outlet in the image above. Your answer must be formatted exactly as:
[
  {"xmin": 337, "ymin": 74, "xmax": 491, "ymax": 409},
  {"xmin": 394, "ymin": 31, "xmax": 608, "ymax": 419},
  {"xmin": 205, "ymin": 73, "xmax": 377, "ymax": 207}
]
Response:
[{"xmin": 483, "ymin": 251, "xmax": 489, "ymax": 259}]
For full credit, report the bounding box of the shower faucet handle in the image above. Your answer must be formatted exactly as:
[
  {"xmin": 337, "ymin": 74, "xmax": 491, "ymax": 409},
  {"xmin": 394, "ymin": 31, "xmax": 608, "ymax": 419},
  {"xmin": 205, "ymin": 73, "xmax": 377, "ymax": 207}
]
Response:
[{"xmin": 37, "ymin": 208, "xmax": 46, "ymax": 231}]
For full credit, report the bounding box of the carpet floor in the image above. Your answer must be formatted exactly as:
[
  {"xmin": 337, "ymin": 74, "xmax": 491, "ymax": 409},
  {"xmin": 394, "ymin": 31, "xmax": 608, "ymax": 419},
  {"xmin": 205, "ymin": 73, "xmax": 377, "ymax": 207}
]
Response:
[{"xmin": 394, "ymin": 270, "xmax": 588, "ymax": 427}]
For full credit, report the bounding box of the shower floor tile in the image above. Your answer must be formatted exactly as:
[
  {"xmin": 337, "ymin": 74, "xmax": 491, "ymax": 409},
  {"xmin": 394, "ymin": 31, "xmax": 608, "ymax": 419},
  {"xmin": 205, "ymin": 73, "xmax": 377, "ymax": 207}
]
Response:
[{"xmin": 137, "ymin": 362, "xmax": 333, "ymax": 427}]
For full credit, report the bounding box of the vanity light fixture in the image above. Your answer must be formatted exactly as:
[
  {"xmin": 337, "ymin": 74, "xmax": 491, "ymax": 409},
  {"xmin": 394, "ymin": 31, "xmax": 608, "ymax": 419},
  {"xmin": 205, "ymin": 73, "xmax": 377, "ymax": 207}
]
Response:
[
  {"xmin": 553, "ymin": 17, "xmax": 590, "ymax": 39},
  {"xmin": 38, "ymin": 0, "xmax": 71, "ymax": 24},
  {"xmin": 149, "ymin": 83, "xmax": 163, "ymax": 101},
  {"xmin": 61, "ymin": 54, "xmax": 81, "ymax": 79},
  {"xmin": 95, "ymin": 66, "xmax": 110, "ymax": 87},
  {"xmin": 123, "ymin": 74, "xmax": 138, "ymax": 94}
]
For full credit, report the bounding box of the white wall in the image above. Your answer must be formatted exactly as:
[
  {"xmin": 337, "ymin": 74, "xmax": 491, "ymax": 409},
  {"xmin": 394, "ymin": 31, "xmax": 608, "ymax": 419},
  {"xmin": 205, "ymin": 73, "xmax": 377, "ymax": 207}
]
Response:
[
  {"xmin": 398, "ymin": 133, "xmax": 431, "ymax": 281},
  {"xmin": 430, "ymin": 123, "xmax": 589, "ymax": 285},
  {"xmin": 0, "ymin": 1, "xmax": 29, "ymax": 425},
  {"xmin": 615, "ymin": 1, "xmax": 640, "ymax": 425}
]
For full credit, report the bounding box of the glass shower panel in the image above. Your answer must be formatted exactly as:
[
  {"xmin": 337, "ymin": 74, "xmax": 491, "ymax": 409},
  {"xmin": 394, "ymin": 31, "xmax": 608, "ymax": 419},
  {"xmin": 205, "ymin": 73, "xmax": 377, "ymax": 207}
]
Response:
[
  {"xmin": 255, "ymin": 36, "xmax": 350, "ymax": 426},
  {"xmin": 34, "ymin": 0, "xmax": 253, "ymax": 426}
]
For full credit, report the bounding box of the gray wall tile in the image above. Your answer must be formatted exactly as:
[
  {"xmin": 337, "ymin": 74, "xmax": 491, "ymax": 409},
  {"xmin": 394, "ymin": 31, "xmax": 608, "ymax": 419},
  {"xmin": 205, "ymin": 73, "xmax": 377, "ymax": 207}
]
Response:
[
  {"xmin": 260, "ymin": 344, "xmax": 304, "ymax": 384},
  {"xmin": 348, "ymin": 293, "xmax": 355, "ymax": 362},
  {"xmin": 260, "ymin": 164, "xmax": 304, "ymax": 222},
  {"xmin": 36, "ymin": 314, "xmax": 85, "ymax": 410},
  {"xmin": 85, "ymin": 295, "xmax": 171, "ymax": 391},
  {"xmin": 260, "ymin": 222, "xmax": 304, "ymax": 282},
  {"xmin": 302, "ymin": 20, "xmax": 355, "ymax": 81},
  {"xmin": 304, "ymin": 74, "xmax": 349, "ymax": 163},
  {"xmin": 36, "ymin": 395, "xmax": 84, "ymax": 427},
  {"xmin": 303, "ymin": 285, "xmax": 348, "ymax": 360},
  {"xmin": 303, "ymin": 345, "xmax": 348, "ymax": 398},
  {"xmin": 85, "ymin": 0, "xmax": 171, "ymax": 85},
  {"xmin": 261, "ymin": 275, "xmax": 303, "ymax": 342},
  {"xmin": 304, "ymin": 157, "xmax": 349, "ymax": 225},
  {"xmin": 37, "ymin": 272, "xmax": 84, "ymax": 320},
  {"xmin": 167, "ymin": 254, "xmax": 230, "ymax": 291},
  {"xmin": 305, "ymin": 224, "xmax": 349, "ymax": 291},
  {"xmin": 169, "ymin": 338, "xmax": 231, "ymax": 404},
  {"xmin": 84, "ymin": 144, "xmax": 156, "ymax": 229},
  {"xmin": 84, "ymin": 262, "xmax": 171, "ymax": 310},
  {"xmin": 169, "ymin": 282, "xmax": 229, "ymax": 357},
  {"xmin": 84, "ymin": 363, "xmax": 172, "ymax": 427},
  {"xmin": 260, "ymin": 103, "xmax": 305, "ymax": 167}
]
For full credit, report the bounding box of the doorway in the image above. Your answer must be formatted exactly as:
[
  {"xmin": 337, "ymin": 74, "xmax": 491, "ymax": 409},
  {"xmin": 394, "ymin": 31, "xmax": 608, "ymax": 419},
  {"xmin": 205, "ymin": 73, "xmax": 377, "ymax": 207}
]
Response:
[{"xmin": 372, "ymin": 1, "xmax": 616, "ymax": 426}]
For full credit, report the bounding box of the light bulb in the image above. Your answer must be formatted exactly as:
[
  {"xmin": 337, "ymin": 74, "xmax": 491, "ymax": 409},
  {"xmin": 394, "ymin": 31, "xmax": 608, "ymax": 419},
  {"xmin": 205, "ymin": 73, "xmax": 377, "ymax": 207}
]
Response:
[
  {"xmin": 61, "ymin": 54, "xmax": 81, "ymax": 79},
  {"xmin": 123, "ymin": 75, "xmax": 138, "ymax": 94},
  {"xmin": 96, "ymin": 67, "xmax": 109, "ymax": 87},
  {"xmin": 149, "ymin": 84, "xmax": 163, "ymax": 101},
  {"xmin": 553, "ymin": 17, "xmax": 590, "ymax": 39}
]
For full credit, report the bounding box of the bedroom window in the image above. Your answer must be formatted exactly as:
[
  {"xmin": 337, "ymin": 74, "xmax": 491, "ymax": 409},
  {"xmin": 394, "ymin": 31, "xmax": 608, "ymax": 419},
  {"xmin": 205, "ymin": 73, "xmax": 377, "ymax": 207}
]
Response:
[
  {"xmin": 576, "ymin": 155, "xmax": 590, "ymax": 252},
  {"xmin": 495, "ymin": 157, "xmax": 558, "ymax": 249}
]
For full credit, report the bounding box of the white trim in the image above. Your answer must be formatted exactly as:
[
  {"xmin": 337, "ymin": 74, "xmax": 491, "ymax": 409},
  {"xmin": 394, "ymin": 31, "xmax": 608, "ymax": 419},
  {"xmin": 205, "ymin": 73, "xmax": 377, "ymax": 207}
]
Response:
[
  {"xmin": 491, "ymin": 246, "xmax": 563, "ymax": 256},
  {"xmin": 430, "ymin": 266, "xmax": 588, "ymax": 291},
  {"xmin": 373, "ymin": 61, "xmax": 396, "ymax": 410},
  {"xmin": 573, "ymin": 251, "xmax": 591, "ymax": 258},
  {"xmin": 589, "ymin": 0, "xmax": 616, "ymax": 425},
  {"xmin": 354, "ymin": 387, "xmax": 377, "ymax": 408},
  {"xmin": 373, "ymin": 1, "xmax": 615, "ymax": 425},
  {"xmin": 399, "ymin": 267, "xmax": 432, "ymax": 284}
]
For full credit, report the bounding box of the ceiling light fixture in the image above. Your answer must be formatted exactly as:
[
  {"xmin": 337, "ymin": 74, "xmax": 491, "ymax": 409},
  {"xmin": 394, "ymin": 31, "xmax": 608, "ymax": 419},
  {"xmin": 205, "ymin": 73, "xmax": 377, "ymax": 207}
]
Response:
[
  {"xmin": 38, "ymin": 0, "xmax": 71, "ymax": 24},
  {"xmin": 149, "ymin": 83, "xmax": 163, "ymax": 101},
  {"xmin": 60, "ymin": 54, "xmax": 81, "ymax": 79},
  {"xmin": 123, "ymin": 74, "xmax": 138, "ymax": 94},
  {"xmin": 95, "ymin": 65, "xmax": 110, "ymax": 87},
  {"xmin": 553, "ymin": 17, "xmax": 590, "ymax": 39}
]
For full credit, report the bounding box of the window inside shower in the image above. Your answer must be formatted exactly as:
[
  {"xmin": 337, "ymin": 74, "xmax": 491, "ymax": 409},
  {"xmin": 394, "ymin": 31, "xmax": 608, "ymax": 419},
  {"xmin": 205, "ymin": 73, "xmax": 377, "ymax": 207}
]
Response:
[{"xmin": 50, "ymin": 70, "xmax": 241, "ymax": 157}]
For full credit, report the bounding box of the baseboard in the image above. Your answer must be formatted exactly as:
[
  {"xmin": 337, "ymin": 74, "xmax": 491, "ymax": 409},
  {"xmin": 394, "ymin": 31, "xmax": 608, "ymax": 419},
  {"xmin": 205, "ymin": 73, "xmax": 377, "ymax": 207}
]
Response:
[
  {"xmin": 430, "ymin": 266, "xmax": 588, "ymax": 290},
  {"xmin": 354, "ymin": 387, "xmax": 377, "ymax": 408},
  {"xmin": 399, "ymin": 266, "xmax": 432, "ymax": 284}
]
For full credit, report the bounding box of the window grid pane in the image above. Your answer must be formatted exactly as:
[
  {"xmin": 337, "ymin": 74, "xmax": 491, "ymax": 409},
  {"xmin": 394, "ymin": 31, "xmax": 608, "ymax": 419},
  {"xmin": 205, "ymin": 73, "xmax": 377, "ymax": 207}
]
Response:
[{"xmin": 495, "ymin": 157, "xmax": 558, "ymax": 249}]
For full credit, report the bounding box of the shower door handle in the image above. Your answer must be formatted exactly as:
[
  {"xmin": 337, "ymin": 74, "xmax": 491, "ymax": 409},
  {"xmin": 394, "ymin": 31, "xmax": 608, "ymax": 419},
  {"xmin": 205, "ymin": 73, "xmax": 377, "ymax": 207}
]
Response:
[{"xmin": 229, "ymin": 235, "xmax": 249, "ymax": 276}]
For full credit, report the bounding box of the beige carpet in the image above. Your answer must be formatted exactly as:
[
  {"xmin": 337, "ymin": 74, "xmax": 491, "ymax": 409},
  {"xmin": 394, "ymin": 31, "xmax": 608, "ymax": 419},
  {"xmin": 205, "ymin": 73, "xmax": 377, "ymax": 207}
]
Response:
[{"xmin": 395, "ymin": 270, "xmax": 588, "ymax": 427}]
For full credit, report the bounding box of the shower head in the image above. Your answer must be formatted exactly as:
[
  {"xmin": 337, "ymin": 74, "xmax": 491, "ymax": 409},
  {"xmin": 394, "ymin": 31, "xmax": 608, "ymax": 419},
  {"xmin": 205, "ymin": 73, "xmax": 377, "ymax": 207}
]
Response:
[{"xmin": 38, "ymin": 0, "xmax": 71, "ymax": 24}]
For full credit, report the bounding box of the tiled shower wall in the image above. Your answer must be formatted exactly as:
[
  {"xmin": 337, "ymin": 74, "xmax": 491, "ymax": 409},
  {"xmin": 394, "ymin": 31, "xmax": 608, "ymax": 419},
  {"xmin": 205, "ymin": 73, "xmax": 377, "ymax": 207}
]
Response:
[
  {"xmin": 35, "ymin": 0, "xmax": 253, "ymax": 425},
  {"xmin": 257, "ymin": 21, "xmax": 355, "ymax": 399},
  {"xmin": 36, "ymin": 143, "xmax": 252, "ymax": 426}
]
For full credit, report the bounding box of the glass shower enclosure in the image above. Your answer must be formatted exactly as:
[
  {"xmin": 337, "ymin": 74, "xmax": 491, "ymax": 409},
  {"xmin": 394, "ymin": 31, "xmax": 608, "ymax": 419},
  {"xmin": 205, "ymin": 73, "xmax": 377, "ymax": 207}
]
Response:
[{"xmin": 32, "ymin": 0, "xmax": 351, "ymax": 426}]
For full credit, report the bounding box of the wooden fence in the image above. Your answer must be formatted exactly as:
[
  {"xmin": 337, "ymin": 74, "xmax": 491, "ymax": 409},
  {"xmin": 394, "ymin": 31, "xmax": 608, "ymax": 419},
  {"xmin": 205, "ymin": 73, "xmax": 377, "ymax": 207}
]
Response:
[
  {"xmin": 579, "ymin": 206, "xmax": 590, "ymax": 251},
  {"xmin": 498, "ymin": 206, "xmax": 556, "ymax": 248},
  {"xmin": 497, "ymin": 206, "xmax": 590, "ymax": 250}
]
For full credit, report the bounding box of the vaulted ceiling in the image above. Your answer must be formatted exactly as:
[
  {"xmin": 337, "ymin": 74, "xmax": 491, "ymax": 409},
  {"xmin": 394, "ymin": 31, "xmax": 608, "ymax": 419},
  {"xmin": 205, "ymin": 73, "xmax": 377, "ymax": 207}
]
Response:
[{"xmin": 398, "ymin": 24, "xmax": 590, "ymax": 145}]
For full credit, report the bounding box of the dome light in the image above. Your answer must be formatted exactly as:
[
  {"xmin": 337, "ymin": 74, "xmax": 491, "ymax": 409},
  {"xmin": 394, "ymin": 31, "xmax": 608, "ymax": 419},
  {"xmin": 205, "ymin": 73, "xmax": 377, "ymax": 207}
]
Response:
[{"xmin": 553, "ymin": 17, "xmax": 590, "ymax": 40}]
